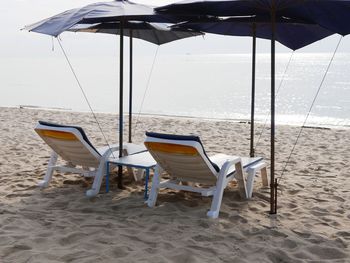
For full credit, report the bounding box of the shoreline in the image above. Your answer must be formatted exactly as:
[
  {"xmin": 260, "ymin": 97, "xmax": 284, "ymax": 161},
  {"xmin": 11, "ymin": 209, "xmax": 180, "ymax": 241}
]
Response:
[{"xmin": 6, "ymin": 105, "xmax": 349, "ymax": 130}]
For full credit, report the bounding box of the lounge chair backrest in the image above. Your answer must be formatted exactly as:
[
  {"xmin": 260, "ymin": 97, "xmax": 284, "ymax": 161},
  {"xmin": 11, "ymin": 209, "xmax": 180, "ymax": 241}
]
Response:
[
  {"xmin": 35, "ymin": 121, "xmax": 101, "ymax": 167},
  {"xmin": 144, "ymin": 132, "xmax": 219, "ymax": 184}
]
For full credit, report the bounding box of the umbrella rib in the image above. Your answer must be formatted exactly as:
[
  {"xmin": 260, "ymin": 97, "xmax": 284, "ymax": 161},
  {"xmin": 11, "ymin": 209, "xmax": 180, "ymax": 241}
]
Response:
[
  {"xmin": 56, "ymin": 39, "xmax": 116, "ymax": 159},
  {"xmin": 278, "ymin": 36, "xmax": 343, "ymax": 184},
  {"xmin": 255, "ymin": 50, "xmax": 295, "ymax": 151},
  {"xmin": 134, "ymin": 46, "xmax": 160, "ymax": 133}
]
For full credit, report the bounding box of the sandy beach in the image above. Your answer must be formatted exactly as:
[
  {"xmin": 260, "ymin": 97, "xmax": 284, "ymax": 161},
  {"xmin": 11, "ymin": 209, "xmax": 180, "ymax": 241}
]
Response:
[{"xmin": 0, "ymin": 106, "xmax": 349, "ymax": 262}]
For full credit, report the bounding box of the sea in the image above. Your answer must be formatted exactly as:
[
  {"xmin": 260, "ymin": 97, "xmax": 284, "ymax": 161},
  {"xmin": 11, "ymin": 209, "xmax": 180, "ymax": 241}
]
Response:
[{"xmin": 2, "ymin": 52, "xmax": 350, "ymax": 128}]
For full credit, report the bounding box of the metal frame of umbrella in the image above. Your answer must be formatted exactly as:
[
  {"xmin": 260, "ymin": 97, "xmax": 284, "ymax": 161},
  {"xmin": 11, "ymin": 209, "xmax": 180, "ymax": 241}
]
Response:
[
  {"xmin": 25, "ymin": 0, "xmax": 350, "ymax": 214},
  {"xmin": 156, "ymin": 0, "xmax": 350, "ymax": 214},
  {"xmin": 68, "ymin": 20, "xmax": 203, "ymax": 143},
  {"xmin": 24, "ymin": 0, "xmax": 202, "ymax": 189},
  {"xmin": 173, "ymin": 15, "xmax": 334, "ymax": 157}
]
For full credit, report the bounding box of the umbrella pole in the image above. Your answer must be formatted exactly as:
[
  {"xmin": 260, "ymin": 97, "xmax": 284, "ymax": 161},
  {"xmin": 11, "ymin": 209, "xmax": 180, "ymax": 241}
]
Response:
[
  {"xmin": 129, "ymin": 30, "xmax": 133, "ymax": 143},
  {"xmin": 270, "ymin": 3, "xmax": 277, "ymax": 214},
  {"xmin": 118, "ymin": 20, "xmax": 124, "ymax": 189},
  {"xmin": 250, "ymin": 24, "xmax": 256, "ymax": 158}
]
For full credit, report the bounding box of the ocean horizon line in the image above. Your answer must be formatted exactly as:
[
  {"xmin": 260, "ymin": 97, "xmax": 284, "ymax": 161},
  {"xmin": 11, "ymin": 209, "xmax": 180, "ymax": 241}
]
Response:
[{"xmin": 7, "ymin": 105, "xmax": 349, "ymax": 130}]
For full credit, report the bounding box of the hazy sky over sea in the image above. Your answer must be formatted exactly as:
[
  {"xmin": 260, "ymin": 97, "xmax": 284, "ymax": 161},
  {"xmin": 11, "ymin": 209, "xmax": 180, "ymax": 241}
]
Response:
[
  {"xmin": 1, "ymin": 0, "xmax": 349, "ymax": 126},
  {"xmin": 3, "ymin": 0, "xmax": 350, "ymax": 59}
]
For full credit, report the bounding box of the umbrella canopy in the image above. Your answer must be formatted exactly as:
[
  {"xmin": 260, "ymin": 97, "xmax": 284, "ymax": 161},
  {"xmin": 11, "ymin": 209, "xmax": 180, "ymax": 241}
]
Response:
[
  {"xmin": 157, "ymin": 0, "xmax": 350, "ymax": 35},
  {"xmin": 68, "ymin": 21, "xmax": 203, "ymax": 45},
  {"xmin": 174, "ymin": 15, "xmax": 333, "ymax": 160},
  {"xmin": 25, "ymin": 0, "xmax": 181, "ymax": 37},
  {"xmin": 25, "ymin": 0, "xmax": 198, "ymax": 189},
  {"xmin": 175, "ymin": 16, "xmax": 333, "ymax": 50},
  {"xmin": 68, "ymin": 20, "xmax": 203, "ymax": 143},
  {"xmin": 157, "ymin": 0, "xmax": 350, "ymax": 214}
]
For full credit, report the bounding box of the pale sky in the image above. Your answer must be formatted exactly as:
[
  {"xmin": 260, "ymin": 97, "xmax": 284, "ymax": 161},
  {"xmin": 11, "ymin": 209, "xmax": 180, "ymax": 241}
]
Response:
[
  {"xmin": 1, "ymin": 0, "xmax": 349, "ymax": 114},
  {"xmin": 2, "ymin": 0, "xmax": 350, "ymax": 59}
]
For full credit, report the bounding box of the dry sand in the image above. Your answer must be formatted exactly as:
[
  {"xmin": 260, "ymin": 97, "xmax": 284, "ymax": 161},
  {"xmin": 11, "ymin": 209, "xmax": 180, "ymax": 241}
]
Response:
[{"xmin": 0, "ymin": 106, "xmax": 349, "ymax": 262}]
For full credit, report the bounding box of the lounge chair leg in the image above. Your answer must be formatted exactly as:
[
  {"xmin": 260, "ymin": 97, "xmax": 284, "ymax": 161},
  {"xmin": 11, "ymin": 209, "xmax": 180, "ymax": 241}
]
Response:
[
  {"xmin": 261, "ymin": 167, "xmax": 269, "ymax": 187},
  {"xmin": 234, "ymin": 162, "xmax": 248, "ymax": 199},
  {"xmin": 86, "ymin": 170, "xmax": 103, "ymax": 198},
  {"xmin": 86, "ymin": 161, "xmax": 105, "ymax": 198},
  {"xmin": 38, "ymin": 151, "xmax": 58, "ymax": 188},
  {"xmin": 134, "ymin": 169, "xmax": 144, "ymax": 181},
  {"xmin": 86, "ymin": 148, "xmax": 121, "ymax": 197},
  {"xmin": 147, "ymin": 165, "xmax": 161, "ymax": 207},
  {"xmin": 246, "ymin": 168, "xmax": 256, "ymax": 199},
  {"xmin": 122, "ymin": 148, "xmax": 144, "ymax": 181},
  {"xmin": 126, "ymin": 166, "xmax": 135, "ymax": 179},
  {"xmin": 207, "ymin": 172, "xmax": 227, "ymax": 219},
  {"xmin": 122, "ymin": 148, "xmax": 136, "ymax": 179}
]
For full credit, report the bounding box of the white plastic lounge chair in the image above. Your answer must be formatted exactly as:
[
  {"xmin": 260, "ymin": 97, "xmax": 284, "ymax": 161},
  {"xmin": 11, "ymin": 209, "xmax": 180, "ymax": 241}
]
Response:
[
  {"xmin": 144, "ymin": 132, "xmax": 268, "ymax": 218},
  {"xmin": 35, "ymin": 121, "xmax": 146, "ymax": 197}
]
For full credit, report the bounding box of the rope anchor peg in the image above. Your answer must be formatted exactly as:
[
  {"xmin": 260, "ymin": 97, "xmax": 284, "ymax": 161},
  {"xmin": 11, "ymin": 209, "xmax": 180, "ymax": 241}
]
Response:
[{"xmin": 269, "ymin": 179, "xmax": 278, "ymax": 214}]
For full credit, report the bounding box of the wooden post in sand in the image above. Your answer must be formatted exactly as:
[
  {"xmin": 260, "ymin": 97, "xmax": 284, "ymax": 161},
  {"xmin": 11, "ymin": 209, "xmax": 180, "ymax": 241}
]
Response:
[
  {"xmin": 129, "ymin": 29, "xmax": 133, "ymax": 144},
  {"xmin": 270, "ymin": 1, "xmax": 277, "ymax": 214},
  {"xmin": 118, "ymin": 19, "xmax": 124, "ymax": 189},
  {"xmin": 250, "ymin": 23, "xmax": 256, "ymax": 158}
]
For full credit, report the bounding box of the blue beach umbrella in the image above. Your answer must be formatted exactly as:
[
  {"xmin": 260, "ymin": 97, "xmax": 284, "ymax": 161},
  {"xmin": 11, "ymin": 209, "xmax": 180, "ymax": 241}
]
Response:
[
  {"xmin": 176, "ymin": 16, "xmax": 333, "ymax": 51},
  {"xmin": 173, "ymin": 15, "xmax": 333, "ymax": 158},
  {"xmin": 25, "ymin": 0, "xmax": 190, "ymax": 189},
  {"xmin": 157, "ymin": 0, "xmax": 350, "ymax": 36},
  {"xmin": 25, "ymin": 0, "xmax": 181, "ymax": 37},
  {"xmin": 68, "ymin": 21, "xmax": 202, "ymax": 45},
  {"xmin": 68, "ymin": 20, "xmax": 203, "ymax": 142},
  {"xmin": 157, "ymin": 0, "xmax": 350, "ymax": 214}
]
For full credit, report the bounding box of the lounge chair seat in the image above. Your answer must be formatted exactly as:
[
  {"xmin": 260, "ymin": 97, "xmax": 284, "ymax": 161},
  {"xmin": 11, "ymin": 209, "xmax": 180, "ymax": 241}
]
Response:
[
  {"xmin": 35, "ymin": 121, "xmax": 146, "ymax": 197},
  {"xmin": 144, "ymin": 132, "xmax": 268, "ymax": 218}
]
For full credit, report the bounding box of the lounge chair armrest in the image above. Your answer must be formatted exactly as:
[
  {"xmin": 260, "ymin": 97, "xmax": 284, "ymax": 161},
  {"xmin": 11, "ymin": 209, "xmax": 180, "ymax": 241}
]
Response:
[
  {"xmin": 247, "ymin": 161, "xmax": 266, "ymax": 172},
  {"xmin": 246, "ymin": 161, "xmax": 268, "ymax": 188},
  {"xmin": 219, "ymin": 157, "xmax": 241, "ymax": 176},
  {"xmin": 100, "ymin": 145, "xmax": 120, "ymax": 160}
]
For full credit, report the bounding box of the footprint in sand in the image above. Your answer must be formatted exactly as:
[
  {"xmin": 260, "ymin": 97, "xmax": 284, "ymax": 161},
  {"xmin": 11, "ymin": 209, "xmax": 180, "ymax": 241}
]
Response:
[
  {"xmin": 5, "ymin": 193, "xmax": 32, "ymax": 198},
  {"xmin": 59, "ymin": 232, "xmax": 88, "ymax": 246},
  {"xmin": 267, "ymin": 249, "xmax": 302, "ymax": 263},
  {"xmin": 287, "ymin": 189, "xmax": 301, "ymax": 195},
  {"xmin": 306, "ymin": 245, "xmax": 348, "ymax": 260},
  {"xmin": 336, "ymin": 231, "xmax": 350, "ymax": 240},
  {"xmin": 292, "ymin": 229, "xmax": 312, "ymax": 239},
  {"xmin": 168, "ymin": 250, "xmax": 201, "ymax": 263},
  {"xmin": 287, "ymin": 203, "xmax": 298, "ymax": 209},
  {"xmin": 1, "ymin": 244, "xmax": 32, "ymax": 258},
  {"xmin": 281, "ymin": 238, "xmax": 298, "ymax": 249},
  {"xmin": 108, "ymin": 246, "xmax": 131, "ymax": 258},
  {"xmin": 192, "ymin": 234, "xmax": 222, "ymax": 242}
]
